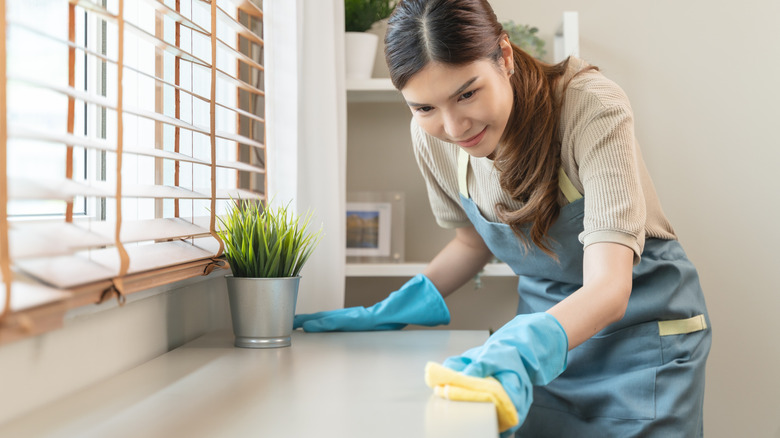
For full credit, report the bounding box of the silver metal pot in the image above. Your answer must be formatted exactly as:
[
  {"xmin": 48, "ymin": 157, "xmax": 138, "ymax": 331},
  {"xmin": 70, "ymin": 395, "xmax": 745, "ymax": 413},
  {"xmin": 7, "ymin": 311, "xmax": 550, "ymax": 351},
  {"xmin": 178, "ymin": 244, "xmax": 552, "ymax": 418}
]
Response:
[{"xmin": 226, "ymin": 275, "xmax": 300, "ymax": 348}]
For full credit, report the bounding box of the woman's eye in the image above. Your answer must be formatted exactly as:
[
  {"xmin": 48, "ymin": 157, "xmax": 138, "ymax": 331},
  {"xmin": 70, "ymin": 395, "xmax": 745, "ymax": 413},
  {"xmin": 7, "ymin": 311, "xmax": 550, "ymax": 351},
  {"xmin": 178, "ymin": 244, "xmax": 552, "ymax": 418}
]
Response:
[
  {"xmin": 416, "ymin": 106, "xmax": 434, "ymax": 113},
  {"xmin": 459, "ymin": 90, "xmax": 476, "ymax": 101}
]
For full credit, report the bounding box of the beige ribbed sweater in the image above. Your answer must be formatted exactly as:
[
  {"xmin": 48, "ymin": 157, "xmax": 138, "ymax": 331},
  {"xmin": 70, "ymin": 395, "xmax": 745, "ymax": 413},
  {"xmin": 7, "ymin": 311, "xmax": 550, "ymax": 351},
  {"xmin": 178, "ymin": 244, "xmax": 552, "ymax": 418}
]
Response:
[{"xmin": 411, "ymin": 57, "xmax": 676, "ymax": 263}]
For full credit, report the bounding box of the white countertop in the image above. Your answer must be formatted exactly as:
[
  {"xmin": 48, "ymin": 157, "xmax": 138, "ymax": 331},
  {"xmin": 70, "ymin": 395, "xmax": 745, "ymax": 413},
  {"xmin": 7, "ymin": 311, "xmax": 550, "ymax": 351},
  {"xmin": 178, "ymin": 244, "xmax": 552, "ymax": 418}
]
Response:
[{"xmin": 0, "ymin": 329, "xmax": 497, "ymax": 438}]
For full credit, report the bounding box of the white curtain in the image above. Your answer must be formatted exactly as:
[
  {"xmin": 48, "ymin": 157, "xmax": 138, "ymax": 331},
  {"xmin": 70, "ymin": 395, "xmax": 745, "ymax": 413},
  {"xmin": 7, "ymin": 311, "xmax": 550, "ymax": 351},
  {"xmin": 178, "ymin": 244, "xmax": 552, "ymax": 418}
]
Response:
[{"xmin": 265, "ymin": 0, "xmax": 347, "ymax": 312}]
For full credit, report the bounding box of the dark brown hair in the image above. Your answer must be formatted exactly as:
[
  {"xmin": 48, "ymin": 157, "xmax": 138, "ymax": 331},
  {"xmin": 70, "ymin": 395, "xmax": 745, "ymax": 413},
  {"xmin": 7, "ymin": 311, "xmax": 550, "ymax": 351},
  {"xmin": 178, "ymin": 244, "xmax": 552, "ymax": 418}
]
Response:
[{"xmin": 385, "ymin": 0, "xmax": 582, "ymax": 255}]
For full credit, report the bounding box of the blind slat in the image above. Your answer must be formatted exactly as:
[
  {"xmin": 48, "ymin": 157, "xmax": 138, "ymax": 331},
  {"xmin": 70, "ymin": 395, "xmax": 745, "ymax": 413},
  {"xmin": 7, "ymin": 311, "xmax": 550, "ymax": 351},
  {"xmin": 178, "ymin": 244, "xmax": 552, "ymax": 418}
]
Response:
[
  {"xmin": 127, "ymin": 105, "xmax": 210, "ymax": 135},
  {"xmin": 141, "ymin": 0, "xmax": 210, "ymax": 36},
  {"xmin": 217, "ymin": 37, "xmax": 263, "ymax": 72},
  {"xmin": 223, "ymin": 101, "xmax": 264, "ymax": 124},
  {"xmin": 9, "ymin": 178, "xmax": 111, "ymax": 200},
  {"xmin": 17, "ymin": 240, "xmax": 215, "ymax": 289},
  {"xmin": 216, "ymin": 4, "xmax": 262, "ymax": 45},
  {"xmin": 112, "ymin": 217, "xmax": 210, "ymax": 243},
  {"xmin": 232, "ymin": 0, "xmax": 263, "ymax": 19},
  {"xmin": 0, "ymin": 278, "xmax": 71, "ymax": 313},
  {"xmin": 70, "ymin": 0, "xmax": 264, "ymax": 72},
  {"xmin": 210, "ymin": 188, "xmax": 264, "ymax": 200},
  {"xmin": 10, "ymin": 126, "xmax": 262, "ymax": 173},
  {"xmin": 9, "ymin": 178, "xmax": 264, "ymax": 201},
  {"xmin": 128, "ymin": 106, "xmax": 264, "ymax": 148},
  {"xmin": 108, "ymin": 184, "xmax": 209, "ymax": 199},
  {"xmin": 8, "ymin": 75, "xmax": 116, "ymax": 112},
  {"xmin": 6, "ymin": 75, "xmax": 264, "ymax": 149},
  {"xmin": 9, "ymin": 20, "xmax": 213, "ymax": 108},
  {"xmin": 218, "ymin": 67, "xmax": 265, "ymax": 97},
  {"xmin": 11, "ymin": 17, "xmax": 247, "ymax": 114},
  {"xmin": 16, "ymin": 254, "xmax": 117, "ymax": 289},
  {"xmin": 9, "ymin": 179, "xmax": 205, "ymax": 200},
  {"xmin": 195, "ymin": 0, "xmax": 263, "ymax": 20},
  {"xmin": 10, "ymin": 223, "xmax": 113, "ymax": 259},
  {"xmin": 125, "ymin": 20, "xmax": 210, "ymax": 67},
  {"xmin": 10, "ymin": 217, "xmax": 213, "ymax": 259},
  {"xmin": 9, "ymin": 19, "xmax": 114, "ymax": 65},
  {"xmin": 214, "ymin": 129, "xmax": 264, "ymax": 149},
  {"xmin": 8, "ymin": 126, "xmax": 211, "ymax": 166},
  {"xmin": 69, "ymin": 0, "xmax": 115, "ymax": 21},
  {"xmin": 216, "ymin": 160, "xmax": 264, "ymax": 173},
  {"xmin": 69, "ymin": 1, "xmax": 211, "ymax": 68}
]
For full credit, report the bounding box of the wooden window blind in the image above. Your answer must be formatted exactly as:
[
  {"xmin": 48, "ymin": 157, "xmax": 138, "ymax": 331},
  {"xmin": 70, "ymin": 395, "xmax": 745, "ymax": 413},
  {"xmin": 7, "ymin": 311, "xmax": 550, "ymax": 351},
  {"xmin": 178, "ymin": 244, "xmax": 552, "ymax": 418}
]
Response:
[{"xmin": 0, "ymin": 0, "xmax": 266, "ymax": 343}]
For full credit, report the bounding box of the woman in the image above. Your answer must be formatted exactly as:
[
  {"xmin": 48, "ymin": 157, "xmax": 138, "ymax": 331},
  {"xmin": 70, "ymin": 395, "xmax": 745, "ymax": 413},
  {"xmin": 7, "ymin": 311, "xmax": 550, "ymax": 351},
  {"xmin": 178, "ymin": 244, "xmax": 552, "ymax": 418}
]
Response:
[{"xmin": 295, "ymin": 0, "xmax": 711, "ymax": 436}]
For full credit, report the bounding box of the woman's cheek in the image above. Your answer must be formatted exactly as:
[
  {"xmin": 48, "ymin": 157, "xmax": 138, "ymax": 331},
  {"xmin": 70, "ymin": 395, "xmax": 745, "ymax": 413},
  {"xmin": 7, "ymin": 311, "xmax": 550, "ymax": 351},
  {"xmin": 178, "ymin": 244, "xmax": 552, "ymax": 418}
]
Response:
[{"xmin": 418, "ymin": 116, "xmax": 443, "ymax": 140}]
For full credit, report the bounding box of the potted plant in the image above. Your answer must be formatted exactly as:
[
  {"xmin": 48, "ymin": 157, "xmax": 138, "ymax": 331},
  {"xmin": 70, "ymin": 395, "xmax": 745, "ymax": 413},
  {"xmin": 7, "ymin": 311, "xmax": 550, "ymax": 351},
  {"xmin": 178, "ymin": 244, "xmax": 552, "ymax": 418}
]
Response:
[
  {"xmin": 502, "ymin": 20, "xmax": 547, "ymax": 60},
  {"xmin": 344, "ymin": 0, "xmax": 396, "ymax": 79},
  {"xmin": 217, "ymin": 199, "xmax": 322, "ymax": 348}
]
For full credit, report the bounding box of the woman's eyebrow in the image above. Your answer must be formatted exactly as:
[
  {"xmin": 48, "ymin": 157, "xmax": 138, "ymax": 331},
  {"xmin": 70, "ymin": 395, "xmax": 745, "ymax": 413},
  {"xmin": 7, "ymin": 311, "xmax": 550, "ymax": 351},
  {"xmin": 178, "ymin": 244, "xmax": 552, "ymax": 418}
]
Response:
[
  {"xmin": 448, "ymin": 77, "xmax": 478, "ymax": 99},
  {"xmin": 405, "ymin": 76, "xmax": 479, "ymax": 107}
]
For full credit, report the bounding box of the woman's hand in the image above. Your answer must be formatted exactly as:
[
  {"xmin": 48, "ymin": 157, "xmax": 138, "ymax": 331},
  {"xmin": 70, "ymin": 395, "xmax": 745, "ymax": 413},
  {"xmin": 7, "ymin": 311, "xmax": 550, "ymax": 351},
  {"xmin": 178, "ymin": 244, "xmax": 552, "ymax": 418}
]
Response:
[
  {"xmin": 293, "ymin": 274, "xmax": 450, "ymax": 332},
  {"xmin": 431, "ymin": 312, "xmax": 569, "ymax": 436}
]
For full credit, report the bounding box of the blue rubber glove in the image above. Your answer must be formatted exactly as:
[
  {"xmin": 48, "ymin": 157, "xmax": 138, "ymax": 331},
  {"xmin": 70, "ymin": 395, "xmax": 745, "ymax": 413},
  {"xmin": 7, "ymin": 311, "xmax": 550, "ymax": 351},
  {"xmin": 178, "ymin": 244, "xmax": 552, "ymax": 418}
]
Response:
[
  {"xmin": 294, "ymin": 274, "xmax": 450, "ymax": 332},
  {"xmin": 441, "ymin": 312, "xmax": 568, "ymax": 437}
]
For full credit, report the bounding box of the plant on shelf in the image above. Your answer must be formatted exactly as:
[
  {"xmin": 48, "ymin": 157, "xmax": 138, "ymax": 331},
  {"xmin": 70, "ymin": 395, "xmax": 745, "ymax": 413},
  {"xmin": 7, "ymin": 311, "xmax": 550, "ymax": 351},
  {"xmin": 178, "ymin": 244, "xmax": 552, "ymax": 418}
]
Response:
[
  {"xmin": 345, "ymin": 0, "xmax": 396, "ymax": 32},
  {"xmin": 502, "ymin": 20, "xmax": 547, "ymax": 60},
  {"xmin": 344, "ymin": 0, "xmax": 398, "ymax": 78},
  {"xmin": 217, "ymin": 199, "xmax": 323, "ymax": 349}
]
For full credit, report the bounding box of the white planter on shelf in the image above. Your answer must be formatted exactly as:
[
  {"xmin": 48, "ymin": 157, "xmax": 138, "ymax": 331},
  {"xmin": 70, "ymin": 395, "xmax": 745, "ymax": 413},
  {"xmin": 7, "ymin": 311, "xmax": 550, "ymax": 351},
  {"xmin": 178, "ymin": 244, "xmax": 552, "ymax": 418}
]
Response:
[{"xmin": 345, "ymin": 31, "xmax": 379, "ymax": 79}]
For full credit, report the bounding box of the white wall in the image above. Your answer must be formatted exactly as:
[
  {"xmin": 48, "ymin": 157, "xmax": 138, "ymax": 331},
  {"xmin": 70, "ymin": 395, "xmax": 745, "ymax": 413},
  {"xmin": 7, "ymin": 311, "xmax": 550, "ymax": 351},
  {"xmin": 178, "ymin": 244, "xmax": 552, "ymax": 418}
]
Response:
[{"xmin": 488, "ymin": 1, "xmax": 779, "ymax": 436}]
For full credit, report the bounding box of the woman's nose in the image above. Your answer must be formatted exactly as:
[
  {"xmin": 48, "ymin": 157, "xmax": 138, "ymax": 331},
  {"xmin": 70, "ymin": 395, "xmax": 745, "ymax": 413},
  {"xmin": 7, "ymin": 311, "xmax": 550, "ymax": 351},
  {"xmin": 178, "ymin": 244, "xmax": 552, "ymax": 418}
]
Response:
[{"xmin": 442, "ymin": 111, "xmax": 470, "ymax": 140}]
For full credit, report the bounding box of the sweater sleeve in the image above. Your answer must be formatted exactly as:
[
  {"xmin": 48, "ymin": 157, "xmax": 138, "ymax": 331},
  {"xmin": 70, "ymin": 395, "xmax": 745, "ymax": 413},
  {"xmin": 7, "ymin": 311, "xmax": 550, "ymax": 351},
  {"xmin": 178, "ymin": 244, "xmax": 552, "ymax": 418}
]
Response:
[{"xmin": 566, "ymin": 83, "xmax": 647, "ymax": 264}]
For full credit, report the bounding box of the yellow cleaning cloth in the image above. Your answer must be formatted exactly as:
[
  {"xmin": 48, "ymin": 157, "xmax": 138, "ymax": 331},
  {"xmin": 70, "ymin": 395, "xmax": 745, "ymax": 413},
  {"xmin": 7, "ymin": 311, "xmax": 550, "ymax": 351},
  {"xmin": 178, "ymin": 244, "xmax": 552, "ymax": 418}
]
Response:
[{"xmin": 425, "ymin": 361, "xmax": 519, "ymax": 432}]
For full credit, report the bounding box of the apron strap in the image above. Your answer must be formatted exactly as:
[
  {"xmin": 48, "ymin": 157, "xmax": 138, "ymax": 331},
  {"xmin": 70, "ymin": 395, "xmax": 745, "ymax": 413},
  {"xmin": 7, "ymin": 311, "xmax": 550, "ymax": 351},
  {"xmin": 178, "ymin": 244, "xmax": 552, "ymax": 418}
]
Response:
[
  {"xmin": 658, "ymin": 314, "xmax": 708, "ymax": 336},
  {"xmin": 457, "ymin": 149, "xmax": 584, "ymax": 203},
  {"xmin": 558, "ymin": 167, "xmax": 583, "ymax": 203},
  {"xmin": 458, "ymin": 148, "xmax": 470, "ymax": 197}
]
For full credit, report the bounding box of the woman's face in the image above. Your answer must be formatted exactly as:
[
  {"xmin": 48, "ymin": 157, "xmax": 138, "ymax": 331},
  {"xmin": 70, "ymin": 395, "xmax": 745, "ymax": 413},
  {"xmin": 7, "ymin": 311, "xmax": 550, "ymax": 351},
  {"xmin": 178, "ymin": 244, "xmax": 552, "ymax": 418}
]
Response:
[{"xmin": 400, "ymin": 39, "xmax": 514, "ymax": 158}]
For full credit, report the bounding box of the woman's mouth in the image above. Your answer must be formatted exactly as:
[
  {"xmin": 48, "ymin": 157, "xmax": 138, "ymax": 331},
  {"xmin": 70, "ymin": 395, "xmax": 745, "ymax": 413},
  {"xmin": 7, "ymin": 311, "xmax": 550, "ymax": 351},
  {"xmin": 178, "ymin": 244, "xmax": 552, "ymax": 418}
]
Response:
[{"xmin": 456, "ymin": 127, "xmax": 487, "ymax": 148}]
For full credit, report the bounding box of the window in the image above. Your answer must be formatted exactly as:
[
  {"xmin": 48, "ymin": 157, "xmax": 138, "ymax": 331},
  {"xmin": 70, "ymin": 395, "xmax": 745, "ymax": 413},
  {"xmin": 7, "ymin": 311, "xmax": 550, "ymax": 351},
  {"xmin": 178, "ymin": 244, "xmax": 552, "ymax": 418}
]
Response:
[{"xmin": 0, "ymin": 0, "xmax": 266, "ymax": 340}]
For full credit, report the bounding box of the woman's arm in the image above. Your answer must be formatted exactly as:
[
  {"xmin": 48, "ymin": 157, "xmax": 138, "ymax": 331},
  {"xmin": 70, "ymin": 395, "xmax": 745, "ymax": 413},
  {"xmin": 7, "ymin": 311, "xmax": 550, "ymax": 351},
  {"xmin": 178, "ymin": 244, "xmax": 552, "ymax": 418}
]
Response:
[
  {"xmin": 423, "ymin": 225, "xmax": 495, "ymax": 297},
  {"xmin": 546, "ymin": 241, "xmax": 634, "ymax": 349}
]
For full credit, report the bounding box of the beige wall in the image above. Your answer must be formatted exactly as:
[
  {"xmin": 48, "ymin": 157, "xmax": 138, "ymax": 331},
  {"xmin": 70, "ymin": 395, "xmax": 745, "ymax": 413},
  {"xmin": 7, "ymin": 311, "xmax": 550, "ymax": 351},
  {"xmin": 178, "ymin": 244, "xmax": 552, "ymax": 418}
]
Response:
[
  {"xmin": 491, "ymin": 2, "xmax": 779, "ymax": 436},
  {"xmin": 359, "ymin": 1, "xmax": 780, "ymax": 436}
]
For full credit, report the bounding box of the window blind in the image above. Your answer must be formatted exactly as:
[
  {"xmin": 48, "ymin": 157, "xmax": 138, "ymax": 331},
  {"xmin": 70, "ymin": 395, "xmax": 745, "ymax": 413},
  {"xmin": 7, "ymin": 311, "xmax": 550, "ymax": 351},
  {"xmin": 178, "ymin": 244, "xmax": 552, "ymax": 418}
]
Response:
[{"xmin": 0, "ymin": 0, "xmax": 266, "ymax": 341}]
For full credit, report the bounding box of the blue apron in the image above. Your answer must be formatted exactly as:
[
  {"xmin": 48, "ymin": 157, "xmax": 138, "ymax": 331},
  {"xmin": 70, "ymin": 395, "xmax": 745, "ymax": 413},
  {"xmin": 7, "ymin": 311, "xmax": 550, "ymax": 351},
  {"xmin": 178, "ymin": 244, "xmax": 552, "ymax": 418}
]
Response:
[{"xmin": 456, "ymin": 151, "xmax": 711, "ymax": 437}]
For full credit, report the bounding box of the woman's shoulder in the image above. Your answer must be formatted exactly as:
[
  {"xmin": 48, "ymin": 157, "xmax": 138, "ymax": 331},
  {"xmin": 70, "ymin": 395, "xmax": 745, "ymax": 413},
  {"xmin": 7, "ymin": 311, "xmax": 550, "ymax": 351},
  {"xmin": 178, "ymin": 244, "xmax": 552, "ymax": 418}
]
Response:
[{"xmin": 561, "ymin": 57, "xmax": 632, "ymax": 111}]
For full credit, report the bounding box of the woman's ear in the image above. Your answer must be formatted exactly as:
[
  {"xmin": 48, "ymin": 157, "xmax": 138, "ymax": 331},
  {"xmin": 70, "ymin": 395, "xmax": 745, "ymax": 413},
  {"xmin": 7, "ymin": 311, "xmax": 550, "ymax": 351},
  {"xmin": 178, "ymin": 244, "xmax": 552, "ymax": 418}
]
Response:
[{"xmin": 500, "ymin": 34, "xmax": 514, "ymax": 75}]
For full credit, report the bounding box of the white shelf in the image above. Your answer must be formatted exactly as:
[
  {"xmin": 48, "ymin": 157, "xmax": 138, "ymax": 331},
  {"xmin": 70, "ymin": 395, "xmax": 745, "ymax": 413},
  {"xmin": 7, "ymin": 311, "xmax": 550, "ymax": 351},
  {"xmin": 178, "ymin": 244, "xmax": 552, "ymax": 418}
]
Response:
[
  {"xmin": 346, "ymin": 78, "xmax": 403, "ymax": 103},
  {"xmin": 346, "ymin": 262, "xmax": 515, "ymax": 277}
]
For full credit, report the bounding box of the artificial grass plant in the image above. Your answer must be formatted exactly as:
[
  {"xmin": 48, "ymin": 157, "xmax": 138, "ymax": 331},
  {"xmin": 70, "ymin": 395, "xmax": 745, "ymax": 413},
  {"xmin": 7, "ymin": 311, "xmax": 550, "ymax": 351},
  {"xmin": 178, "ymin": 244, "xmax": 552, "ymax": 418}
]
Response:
[{"xmin": 216, "ymin": 199, "xmax": 323, "ymax": 278}]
